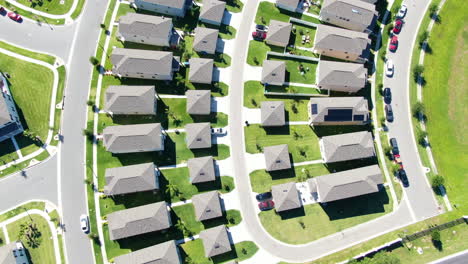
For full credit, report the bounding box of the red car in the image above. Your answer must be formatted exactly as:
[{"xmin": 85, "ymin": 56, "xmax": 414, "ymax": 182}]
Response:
[
  {"xmin": 389, "ymin": 35, "xmax": 398, "ymax": 52},
  {"xmin": 393, "ymin": 19, "xmax": 403, "ymax": 34},
  {"xmin": 8, "ymin": 12, "xmax": 22, "ymax": 22},
  {"xmin": 258, "ymin": 200, "xmax": 274, "ymax": 211},
  {"xmin": 252, "ymin": 31, "xmax": 266, "ymax": 41}
]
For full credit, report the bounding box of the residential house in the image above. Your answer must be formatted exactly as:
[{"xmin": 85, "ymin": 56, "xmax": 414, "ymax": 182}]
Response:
[
  {"xmin": 200, "ymin": 225, "xmax": 232, "ymax": 257},
  {"xmin": 192, "ymin": 191, "xmax": 223, "ymax": 221},
  {"xmin": 307, "ymin": 165, "xmax": 383, "ymax": 203},
  {"xmin": 199, "ymin": 0, "xmax": 226, "ymax": 26},
  {"xmin": 264, "ymin": 144, "xmax": 291, "ymax": 172},
  {"xmin": 114, "ymin": 240, "xmax": 182, "ymax": 264},
  {"xmin": 319, "ymin": 131, "xmax": 375, "ymax": 163},
  {"xmin": 188, "ymin": 58, "xmax": 214, "ymax": 84},
  {"xmin": 133, "ymin": 0, "xmax": 192, "ymax": 17},
  {"xmin": 104, "ymin": 163, "xmax": 159, "ymax": 196},
  {"xmin": 193, "ymin": 27, "xmax": 219, "ymax": 55},
  {"xmin": 275, "ymin": 0, "xmax": 301, "ymax": 12},
  {"xmin": 0, "ymin": 241, "xmax": 30, "ymax": 264},
  {"xmin": 103, "ymin": 123, "xmax": 164, "ymax": 153},
  {"xmin": 313, "ymin": 24, "xmax": 371, "ymax": 63},
  {"xmin": 108, "ymin": 201, "xmax": 171, "ymax": 240},
  {"xmin": 188, "ymin": 156, "xmax": 215, "ymax": 183},
  {"xmin": 308, "ymin": 97, "xmax": 369, "ymax": 126},
  {"xmin": 266, "ymin": 20, "xmax": 292, "ymax": 47},
  {"xmin": 111, "ymin": 48, "xmax": 180, "ymax": 80},
  {"xmin": 0, "ymin": 74, "xmax": 23, "ymax": 142},
  {"xmin": 319, "ymin": 0, "xmax": 377, "ymax": 33},
  {"xmin": 261, "ymin": 60, "xmax": 286, "ymax": 86},
  {"xmin": 261, "ymin": 101, "xmax": 285, "ymax": 127},
  {"xmin": 118, "ymin": 13, "xmax": 174, "ymax": 47},
  {"xmin": 186, "ymin": 90, "xmax": 211, "ymax": 115},
  {"xmin": 104, "ymin": 85, "xmax": 156, "ymax": 115},
  {"xmin": 271, "ymin": 182, "xmax": 301, "ymax": 212},
  {"xmin": 316, "ymin": 60, "xmax": 367, "ymax": 93},
  {"xmin": 185, "ymin": 123, "xmax": 212, "ymax": 149}
]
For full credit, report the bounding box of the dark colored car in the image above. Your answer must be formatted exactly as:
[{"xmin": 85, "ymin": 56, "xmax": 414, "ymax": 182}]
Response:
[
  {"xmin": 393, "ymin": 19, "xmax": 403, "ymax": 34},
  {"xmin": 7, "ymin": 12, "xmax": 21, "ymax": 22},
  {"xmin": 258, "ymin": 200, "xmax": 275, "ymax": 211},
  {"xmin": 256, "ymin": 192, "xmax": 272, "ymax": 201},
  {"xmin": 383, "ymin": 87, "xmax": 392, "ymax": 104},
  {"xmin": 385, "ymin": 104, "xmax": 394, "ymax": 122},
  {"xmin": 252, "ymin": 31, "xmax": 267, "ymax": 41},
  {"xmin": 255, "ymin": 24, "xmax": 268, "ymax": 32},
  {"xmin": 0, "ymin": 6, "xmax": 5, "ymax": 15},
  {"xmin": 389, "ymin": 138, "xmax": 399, "ymax": 155},
  {"xmin": 389, "ymin": 35, "xmax": 398, "ymax": 52},
  {"xmin": 398, "ymin": 169, "xmax": 409, "ymax": 187}
]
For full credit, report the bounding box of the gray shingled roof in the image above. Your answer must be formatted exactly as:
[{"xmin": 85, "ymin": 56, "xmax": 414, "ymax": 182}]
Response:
[
  {"xmin": 264, "ymin": 144, "xmax": 291, "ymax": 171},
  {"xmin": 320, "ymin": 131, "xmax": 375, "ymax": 163},
  {"xmin": 104, "ymin": 163, "xmax": 158, "ymax": 196},
  {"xmin": 104, "ymin": 85, "xmax": 156, "ymax": 115},
  {"xmin": 309, "ymin": 165, "xmax": 383, "ymax": 203},
  {"xmin": 185, "ymin": 123, "xmax": 212, "ymax": 149},
  {"xmin": 317, "ymin": 60, "xmax": 367, "ymax": 91},
  {"xmin": 309, "ymin": 97, "xmax": 369, "ymax": 123},
  {"xmin": 192, "ymin": 191, "xmax": 222, "ymax": 221},
  {"xmin": 138, "ymin": 0, "xmax": 187, "ymax": 9},
  {"xmin": 103, "ymin": 123, "xmax": 163, "ymax": 153},
  {"xmin": 320, "ymin": 0, "xmax": 376, "ymax": 30},
  {"xmin": 111, "ymin": 48, "xmax": 174, "ymax": 77},
  {"xmin": 276, "ymin": 0, "xmax": 300, "ymax": 9},
  {"xmin": 108, "ymin": 201, "xmax": 171, "ymax": 240},
  {"xmin": 272, "ymin": 182, "xmax": 301, "ymax": 212},
  {"xmin": 200, "ymin": 225, "xmax": 231, "ymax": 257},
  {"xmin": 261, "ymin": 101, "xmax": 285, "ymax": 126},
  {"xmin": 266, "ymin": 20, "xmax": 292, "ymax": 47},
  {"xmin": 314, "ymin": 24, "xmax": 370, "ymax": 57},
  {"xmin": 186, "ymin": 90, "xmax": 211, "ymax": 115},
  {"xmin": 119, "ymin": 13, "xmax": 172, "ymax": 40},
  {"xmin": 114, "ymin": 240, "xmax": 181, "ymax": 264},
  {"xmin": 188, "ymin": 156, "xmax": 215, "ymax": 183},
  {"xmin": 193, "ymin": 27, "xmax": 219, "ymax": 54},
  {"xmin": 0, "ymin": 93, "xmax": 12, "ymax": 126},
  {"xmin": 189, "ymin": 58, "xmax": 214, "ymax": 84},
  {"xmin": 199, "ymin": 0, "xmax": 226, "ymax": 24},
  {"xmin": 261, "ymin": 60, "xmax": 286, "ymax": 85}
]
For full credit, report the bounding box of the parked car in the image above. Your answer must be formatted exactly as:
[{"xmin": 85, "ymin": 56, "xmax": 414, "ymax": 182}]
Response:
[
  {"xmin": 398, "ymin": 169, "xmax": 409, "ymax": 187},
  {"xmin": 252, "ymin": 31, "xmax": 267, "ymax": 41},
  {"xmin": 385, "ymin": 59, "xmax": 394, "ymax": 77},
  {"xmin": 389, "ymin": 35, "xmax": 398, "ymax": 52},
  {"xmin": 385, "ymin": 104, "xmax": 394, "ymax": 122},
  {"xmin": 211, "ymin": 128, "xmax": 226, "ymax": 135},
  {"xmin": 255, "ymin": 25, "xmax": 269, "ymax": 32},
  {"xmin": 258, "ymin": 200, "xmax": 275, "ymax": 211},
  {"xmin": 393, "ymin": 19, "xmax": 404, "ymax": 34},
  {"xmin": 0, "ymin": 6, "xmax": 5, "ymax": 14},
  {"xmin": 80, "ymin": 214, "xmax": 90, "ymax": 233},
  {"xmin": 389, "ymin": 138, "xmax": 399, "ymax": 155},
  {"xmin": 383, "ymin": 87, "xmax": 392, "ymax": 104},
  {"xmin": 7, "ymin": 12, "xmax": 21, "ymax": 22},
  {"xmin": 256, "ymin": 192, "xmax": 272, "ymax": 202},
  {"xmin": 397, "ymin": 4, "xmax": 407, "ymax": 19}
]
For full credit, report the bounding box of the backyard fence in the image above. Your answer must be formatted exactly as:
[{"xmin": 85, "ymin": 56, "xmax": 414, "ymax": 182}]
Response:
[
  {"xmin": 267, "ymin": 51, "xmax": 320, "ymax": 62},
  {"xmin": 402, "ymin": 216, "xmax": 467, "ymax": 242},
  {"xmin": 289, "ymin": 17, "xmax": 318, "ymax": 28}
]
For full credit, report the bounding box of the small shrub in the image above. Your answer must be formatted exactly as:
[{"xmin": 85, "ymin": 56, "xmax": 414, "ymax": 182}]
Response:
[
  {"xmin": 89, "ymin": 56, "xmax": 99, "ymax": 66},
  {"xmin": 412, "ymin": 102, "xmax": 425, "ymax": 119},
  {"xmin": 413, "ymin": 65, "xmax": 425, "ymax": 80},
  {"xmin": 431, "ymin": 175, "xmax": 445, "ymax": 188}
]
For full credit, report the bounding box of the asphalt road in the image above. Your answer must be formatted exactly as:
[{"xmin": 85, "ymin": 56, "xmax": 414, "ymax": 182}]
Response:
[
  {"xmin": 429, "ymin": 250, "xmax": 468, "ymax": 264},
  {"xmin": 384, "ymin": 0, "xmax": 440, "ymax": 221}
]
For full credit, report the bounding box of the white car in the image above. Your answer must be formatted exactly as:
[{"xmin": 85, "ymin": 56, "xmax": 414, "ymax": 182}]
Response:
[
  {"xmin": 80, "ymin": 214, "xmax": 90, "ymax": 233},
  {"xmin": 211, "ymin": 128, "xmax": 227, "ymax": 135},
  {"xmin": 385, "ymin": 59, "xmax": 394, "ymax": 77},
  {"xmin": 397, "ymin": 4, "xmax": 407, "ymax": 18}
]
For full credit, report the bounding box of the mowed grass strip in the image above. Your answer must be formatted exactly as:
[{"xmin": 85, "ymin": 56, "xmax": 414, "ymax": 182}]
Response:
[
  {"xmin": 0, "ymin": 41, "xmax": 56, "ymax": 65},
  {"xmin": 423, "ymin": 0, "xmax": 468, "ymax": 211},
  {"xmin": 181, "ymin": 240, "xmax": 258, "ymax": 264},
  {"xmin": 15, "ymin": 0, "xmax": 73, "ymax": 15}
]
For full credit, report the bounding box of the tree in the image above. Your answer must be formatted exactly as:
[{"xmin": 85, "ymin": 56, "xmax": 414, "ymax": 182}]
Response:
[
  {"xmin": 100, "ymin": 23, "xmax": 106, "ymax": 29},
  {"xmin": 417, "ymin": 130, "xmax": 428, "ymax": 146},
  {"xmin": 419, "ymin": 31, "xmax": 429, "ymax": 48},
  {"xmin": 89, "ymin": 56, "xmax": 99, "ymax": 66},
  {"xmin": 175, "ymin": 220, "xmax": 191, "ymax": 236},
  {"xmin": 82, "ymin": 129, "xmax": 94, "ymax": 142},
  {"xmin": 371, "ymin": 251, "xmax": 401, "ymax": 264},
  {"xmin": 412, "ymin": 102, "xmax": 425, "ymax": 119},
  {"xmin": 86, "ymin": 100, "xmax": 95, "ymax": 107},
  {"xmin": 253, "ymin": 56, "xmax": 259, "ymax": 65},
  {"xmin": 250, "ymin": 98, "xmax": 257, "ymax": 107},
  {"xmin": 431, "ymin": 230, "xmax": 442, "ymax": 251},
  {"xmin": 165, "ymin": 183, "xmax": 179, "ymax": 198},
  {"xmin": 431, "ymin": 175, "xmax": 445, "ymax": 188},
  {"xmin": 413, "ymin": 65, "xmax": 425, "ymax": 80},
  {"xmin": 429, "ymin": 4, "xmax": 439, "ymax": 18},
  {"xmin": 291, "ymin": 102, "xmax": 298, "ymax": 114}
]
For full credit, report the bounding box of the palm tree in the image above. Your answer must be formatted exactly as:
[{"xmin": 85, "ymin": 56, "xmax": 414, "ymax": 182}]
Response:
[{"xmin": 165, "ymin": 183, "xmax": 179, "ymax": 198}]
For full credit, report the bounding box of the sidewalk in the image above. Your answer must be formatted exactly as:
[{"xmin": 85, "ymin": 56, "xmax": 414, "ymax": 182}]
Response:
[{"xmin": 4, "ymin": 0, "xmax": 80, "ymax": 23}]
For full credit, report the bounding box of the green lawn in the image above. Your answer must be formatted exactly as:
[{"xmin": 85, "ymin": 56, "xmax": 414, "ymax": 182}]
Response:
[
  {"xmin": 0, "ymin": 230, "xmax": 5, "ymax": 246},
  {"xmin": 7, "ymin": 215, "xmax": 55, "ymax": 264},
  {"xmin": 269, "ymin": 57, "xmax": 318, "ymax": 84},
  {"xmin": 243, "ymin": 81, "xmax": 310, "ymax": 121},
  {"xmin": 255, "ymin": 2, "xmax": 319, "ymax": 25},
  {"xmin": 245, "ymin": 124, "xmax": 321, "ymax": 162},
  {"xmin": 70, "ymin": 0, "xmax": 86, "ymax": 19},
  {"xmin": 15, "ymin": 0, "xmax": 73, "ymax": 15},
  {"xmin": 421, "ymin": 0, "xmax": 468, "ymax": 212},
  {"xmin": 181, "ymin": 240, "xmax": 258, "ymax": 264},
  {"xmin": 265, "ymin": 85, "xmax": 324, "ymax": 96},
  {"xmin": 259, "ymin": 187, "xmax": 392, "ymax": 244},
  {"xmin": 0, "ymin": 139, "xmax": 19, "ymax": 168},
  {"xmin": 293, "ymin": 25, "xmax": 317, "ymax": 48},
  {"xmin": 246, "ymin": 40, "xmax": 285, "ymax": 66},
  {"xmin": 0, "ymin": 41, "xmax": 56, "ymax": 65},
  {"xmin": 0, "ymin": 0, "xmax": 65, "ymax": 24},
  {"xmin": 0, "ymin": 202, "xmax": 45, "ymax": 223},
  {"xmin": 48, "ymin": 210, "xmax": 60, "ymax": 228}
]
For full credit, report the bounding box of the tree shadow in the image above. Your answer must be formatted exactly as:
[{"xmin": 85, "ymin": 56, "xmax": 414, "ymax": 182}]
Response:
[{"xmin": 432, "ymin": 239, "xmax": 443, "ymax": 251}]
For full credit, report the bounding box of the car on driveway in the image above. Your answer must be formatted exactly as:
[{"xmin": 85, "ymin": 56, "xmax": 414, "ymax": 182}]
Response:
[
  {"xmin": 393, "ymin": 19, "xmax": 404, "ymax": 34},
  {"xmin": 211, "ymin": 127, "xmax": 226, "ymax": 135},
  {"xmin": 385, "ymin": 104, "xmax": 394, "ymax": 122},
  {"xmin": 385, "ymin": 59, "xmax": 394, "ymax": 77},
  {"xmin": 398, "ymin": 169, "xmax": 409, "ymax": 187},
  {"xmin": 256, "ymin": 192, "xmax": 272, "ymax": 201},
  {"xmin": 252, "ymin": 31, "xmax": 267, "ymax": 41},
  {"xmin": 255, "ymin": 25, "xmax": 268, "ymax": 32},
  {"xmin": 397, "ymin": 4, "xmax": 407, "ymax": 19},
  {"xmin": 80, "ymin": 214, "xmax": 90, "ymax": 233},
  {"xmin": 383, "ymin": 87, "xmax": 392, "ymax": 104},
  {"xmin": 258, "ymin": 200, "xmax": 275, "ymax": 211},
  {"xmin": 389, "ymin": 35, "xmax": 398, "ymax": 52},
  {"xmin": 7, "ymin": 12, "xmax": 21, "ymax": 22}
]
